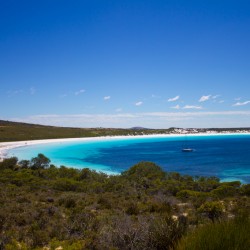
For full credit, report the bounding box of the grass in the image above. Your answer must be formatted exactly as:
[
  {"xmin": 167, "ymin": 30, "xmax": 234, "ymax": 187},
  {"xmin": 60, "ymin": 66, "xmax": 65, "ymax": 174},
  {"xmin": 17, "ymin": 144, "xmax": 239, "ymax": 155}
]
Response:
[{"xmin": 177, "ymin": 217, "xmax": 250, "ymax": 250}]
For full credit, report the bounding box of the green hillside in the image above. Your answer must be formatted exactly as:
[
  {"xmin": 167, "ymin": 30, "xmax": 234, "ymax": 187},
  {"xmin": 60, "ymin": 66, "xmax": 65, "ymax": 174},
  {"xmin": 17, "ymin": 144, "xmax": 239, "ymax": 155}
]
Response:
[
  {"xmin": 1, "ymin": 120, "xmax": 249, "ymax": 142},
  {"xmin": 0, "ymin": 120, "xmax": 171, "ymax": 142}
]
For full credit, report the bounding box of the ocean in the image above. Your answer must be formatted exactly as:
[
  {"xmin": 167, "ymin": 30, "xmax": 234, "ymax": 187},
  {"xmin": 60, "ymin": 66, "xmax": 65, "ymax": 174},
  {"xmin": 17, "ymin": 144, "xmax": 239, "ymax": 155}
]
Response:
[{"xmin": 8, "ymin": 134, "xmax": 250, "ymax": 183}]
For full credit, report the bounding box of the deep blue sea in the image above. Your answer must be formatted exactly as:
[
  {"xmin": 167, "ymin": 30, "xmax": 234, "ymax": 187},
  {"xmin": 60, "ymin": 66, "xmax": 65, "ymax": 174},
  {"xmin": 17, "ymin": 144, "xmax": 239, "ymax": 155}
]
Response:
[{"xmin": 8, "ymin": 134, "xmax": 250, "ymax": 183}]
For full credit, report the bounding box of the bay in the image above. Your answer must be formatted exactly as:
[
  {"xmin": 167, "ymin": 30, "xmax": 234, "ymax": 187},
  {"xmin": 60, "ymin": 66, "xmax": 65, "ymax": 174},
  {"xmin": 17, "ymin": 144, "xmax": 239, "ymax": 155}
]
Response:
[{"xmin": 8, "ymin": 134, "xmax": 250, "ymax": 183}]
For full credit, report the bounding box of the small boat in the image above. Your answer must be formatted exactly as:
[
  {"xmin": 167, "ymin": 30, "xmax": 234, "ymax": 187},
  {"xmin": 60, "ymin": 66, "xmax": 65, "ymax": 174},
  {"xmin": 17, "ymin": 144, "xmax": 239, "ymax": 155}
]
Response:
[
  {"xmin": 182, "ymin": 148, "xmax": 194, "ymax": 152},
  {"xmin": 182, "ymin": 135, "xmax": 194, "ymax": 152}
]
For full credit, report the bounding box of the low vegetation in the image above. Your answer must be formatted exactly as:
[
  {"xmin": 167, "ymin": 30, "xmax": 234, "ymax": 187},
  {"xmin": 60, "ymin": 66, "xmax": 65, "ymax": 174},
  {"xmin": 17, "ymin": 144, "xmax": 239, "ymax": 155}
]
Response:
[
  {"xmin": 1, "ymin": 120, "xmax": 249, "ymax": 142},
  {"xmin": 177, "ymin": 216, "xmax": 250, "ymax": 250},
  {"xmin": 0, "ymin": 155, "xmax": 250, "ymax": 249},
  {"xmin": 0, "ymin": 120, "xmax": 172, "ymax": 142}
]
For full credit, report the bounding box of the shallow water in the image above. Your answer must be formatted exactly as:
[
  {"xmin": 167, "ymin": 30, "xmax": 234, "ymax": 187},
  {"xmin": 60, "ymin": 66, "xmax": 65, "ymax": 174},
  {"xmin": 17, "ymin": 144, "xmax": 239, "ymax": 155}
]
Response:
[{"xmin": 8, "ymin": 134, "xmax": 250, "ymax": 183}]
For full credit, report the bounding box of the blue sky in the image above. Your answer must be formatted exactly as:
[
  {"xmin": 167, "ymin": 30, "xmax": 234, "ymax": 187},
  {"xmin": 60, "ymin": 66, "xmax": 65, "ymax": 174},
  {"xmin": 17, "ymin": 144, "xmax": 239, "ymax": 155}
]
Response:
[{"xmin": 1, "ymin": 0, "xmax": 250, "ymax": 128}]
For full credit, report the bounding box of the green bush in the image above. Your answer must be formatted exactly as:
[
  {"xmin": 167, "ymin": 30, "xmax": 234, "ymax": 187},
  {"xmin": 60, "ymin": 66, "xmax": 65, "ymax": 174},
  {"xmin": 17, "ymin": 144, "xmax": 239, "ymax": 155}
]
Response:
[
  {"xmin": 198, "ymin": 201, "xmax": 224, "ymax": 222},
  {"xmin": 53, "ymin": 178, "xmax": 81, "ymax": 192},
  {"xmin": 148, "ymin": 215, "xmax": 187, "ymax": 249},
  {"xmin": 177, "ymin": 190, "xmax": 209, "ymax": 199},
  {"xmin": 0, "ymin": 157, "xmax": 18, "ymax": 170},
  {"xmin": 212, "ymin": 185, "xmax": 237, "ymax": 198},
  {"xmin": 58, "ymin": 196, "xmax": 77, "ymax": 208},
  {"xmin": 240, "ymin": 184, "xmax": 250, "ymax": 196},
  {"xmin": 122, "ymin": 161, "xmax": 165, "ymax": 180}
]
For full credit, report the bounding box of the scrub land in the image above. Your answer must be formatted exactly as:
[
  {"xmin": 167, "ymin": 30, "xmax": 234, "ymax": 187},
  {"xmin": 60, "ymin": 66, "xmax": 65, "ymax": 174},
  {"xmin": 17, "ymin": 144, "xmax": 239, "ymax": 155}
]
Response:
[{"xmin": 0, "ymin": 120, "xmax": 250, "ymax": 249}]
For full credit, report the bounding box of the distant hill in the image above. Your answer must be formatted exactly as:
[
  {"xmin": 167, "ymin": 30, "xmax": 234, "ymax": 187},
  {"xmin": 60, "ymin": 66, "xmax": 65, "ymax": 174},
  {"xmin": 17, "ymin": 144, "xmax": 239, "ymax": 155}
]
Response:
[
  {"xmin": 0, "ymin": 120, "xmax": 249, "ymax": 142},
  {"xmin": 0, "ymin": 120, "xmax": 170, "ymax": 142},
  {"xmin": 130, "ymin": 127, "xmax": 150, "ymax": 130}
]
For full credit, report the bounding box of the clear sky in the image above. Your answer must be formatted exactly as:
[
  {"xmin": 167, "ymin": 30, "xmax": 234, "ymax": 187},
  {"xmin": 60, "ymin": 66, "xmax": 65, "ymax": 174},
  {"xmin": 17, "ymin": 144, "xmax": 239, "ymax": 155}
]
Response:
[{"xmin": 1, "ymin": 0, "xmax": 250, "ymax": 128}]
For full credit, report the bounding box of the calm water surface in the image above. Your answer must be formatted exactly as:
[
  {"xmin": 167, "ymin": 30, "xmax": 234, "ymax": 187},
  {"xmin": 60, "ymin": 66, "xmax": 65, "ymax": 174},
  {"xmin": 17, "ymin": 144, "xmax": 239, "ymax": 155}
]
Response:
[{"xmin": 9, "ymin": 134, "xmax": 250, "ymax": 183}]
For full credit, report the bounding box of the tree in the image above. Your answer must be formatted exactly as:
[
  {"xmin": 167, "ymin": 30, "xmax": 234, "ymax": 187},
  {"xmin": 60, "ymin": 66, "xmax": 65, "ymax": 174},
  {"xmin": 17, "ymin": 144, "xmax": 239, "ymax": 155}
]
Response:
[
  {"xmin": 122, "ymin": 161, "xmax": 165, "ymax": 180},
  {"xmin": 0, "ymin": 157, "xmax": 18, "ymax": 170},
  {"xmin": 30, "ymin": 154, "xmax": 51, "ymax": 170},
  {"xmin": 18, "ymin": 160, "xmax": 30, "ymax": 169}
]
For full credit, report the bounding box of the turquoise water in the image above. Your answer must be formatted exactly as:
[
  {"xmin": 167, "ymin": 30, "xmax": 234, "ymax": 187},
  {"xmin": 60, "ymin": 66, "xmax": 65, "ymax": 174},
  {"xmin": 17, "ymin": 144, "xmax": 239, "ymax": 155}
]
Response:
[{"xmin": 8, "ymin": 134, "xmax": 250, "ymax": 183}]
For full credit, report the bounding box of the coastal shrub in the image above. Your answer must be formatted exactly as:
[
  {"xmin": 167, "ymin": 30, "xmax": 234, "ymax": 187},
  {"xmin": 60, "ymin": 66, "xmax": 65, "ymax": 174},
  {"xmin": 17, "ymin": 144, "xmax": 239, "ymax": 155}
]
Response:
[
  {"xmin": 222, "ymin": 181, "xmax": 241, "ymax": 188},
  {"xmin": 0, "ymin": 157, "xmax": 18, "ymax": 170},
  {"xmin": 198, "ymin": 201, "xmax": 224, "ymax": 222},
  {"xmin": 148, "ymin": 200, "xmax": 172, "ymax": 214},
  {"xmin": 97, "ymin": 196, "xmax": 112, "ymax": 209},
  {"xmin": 230, "ymin": 197, "xmax": 250, "ymax": 216},
  {"xmin": 18, "ymin": 160, "xmax": 30, "ymax": 169},
  {"xmin": 148, "ymin": 215, "xmax": 187, "ymax": 249},
  {"xmin": 122, "ymin": 161, "xmax": 165, "ymax": 180},
  {"xmin": 126, "ymin": 201, "xmax": 140, "ymax": 215},
  {"xmin": 58, "ymin": 165, "xmax": 79, "ymax": 179},
  {"xmin": 194, "ymin": 176, "xmax": 220, "ymax": 192},
  {"xmin": 1, "ymin": 156, "xmax": 250, "ymax": 249},
  {"xmin": 98, "ymin": 214, "xmax": 186, "ymax": 250},
  {"xmin": 211, "ymin": 185, "xmax": 237, "ymax": 198},
  {"xmin": 5, "ymin": 240, "xmax": 28, "ymax": 250},
  {"xmin": 43, "ymin": 164, "xmax": 59, "ymax": 180},
  {"xmin": 78, "ymin": 168, "xmax": 107, "ymax": 183},
  {"xmin": 66, "ymin": 212, "xmax": 96, "ymax": 240},
  {"xmin": 161, "ymin": 179, "xmax": 182, "ymax": 195},
  {"xmin": 176, "ymin": 190, "xmax": 209, "ymax": 200},
  {"xmin": 176, "ymin": 217, "xmax": 250, "ymax": 250},
  {"xmin": 58, "ymin": 195, "xmax": 77, "ymax": 208},
  {"xmin": 240, "ymin": 184, "xmax": 250, "ymax": 196},
  {"xmin": 166, "ymin": 172, "xmax": 181, "ymax": 181},
  {"xmin": 48, "ymin": 239, "xmax": 86, "ymax": 250},
  {"xmin": 53, "ymin": 178, "xmax": 81, "ymax": 192},
  {"xmin": 78, "ymin": 167, "xmax": 91, "ymax": 179},
  {"xmin": 103, "ymin": 175, "xmax": 129, "ymax": 192},
  {"xmin": 98, "ymin": 214, "xmax": 150, "ymax": 249}
]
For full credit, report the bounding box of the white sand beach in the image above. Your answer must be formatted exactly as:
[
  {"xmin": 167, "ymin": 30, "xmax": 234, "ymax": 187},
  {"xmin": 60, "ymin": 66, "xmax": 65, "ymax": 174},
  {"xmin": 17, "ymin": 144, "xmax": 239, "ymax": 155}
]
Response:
[{"xmin": 1, "ymin": 132, "xmax": 250, "ymax": 161}]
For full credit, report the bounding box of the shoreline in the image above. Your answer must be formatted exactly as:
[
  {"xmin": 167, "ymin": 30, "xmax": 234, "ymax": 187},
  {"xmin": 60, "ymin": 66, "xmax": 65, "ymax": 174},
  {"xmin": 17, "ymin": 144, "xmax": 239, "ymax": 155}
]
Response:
[{"xmin": 1, "ymin": 132, "xmax": 250, "ymax": 161}]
